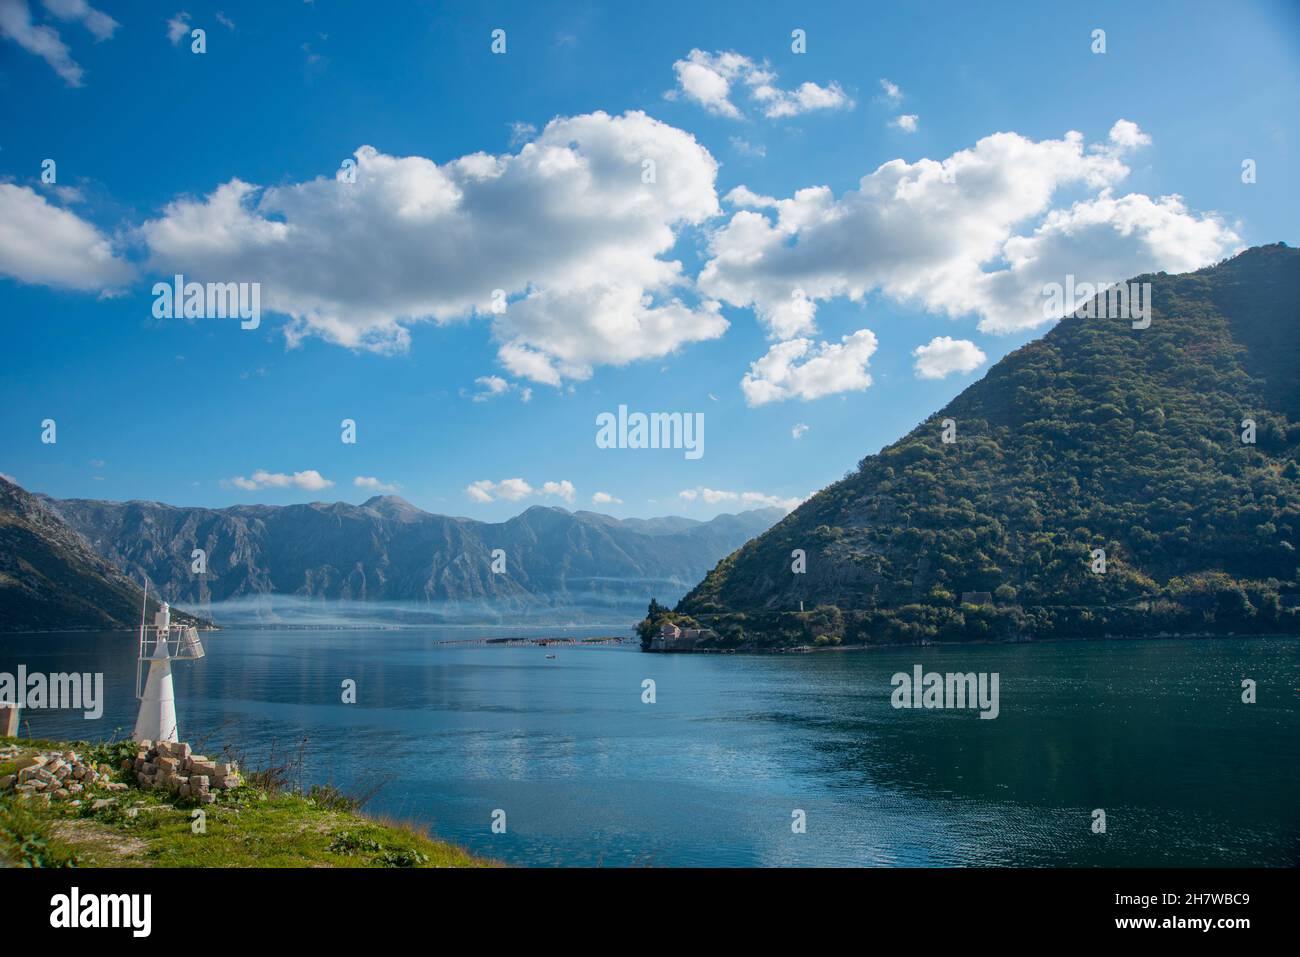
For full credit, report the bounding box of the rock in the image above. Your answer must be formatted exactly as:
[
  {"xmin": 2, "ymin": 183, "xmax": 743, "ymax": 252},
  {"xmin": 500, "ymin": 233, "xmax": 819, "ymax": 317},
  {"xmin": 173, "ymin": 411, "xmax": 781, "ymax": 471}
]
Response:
[
  {"xmin": 216, "ymin": 775, "xmax": 240, "ymax": 790},
  {"xmin": 91, "ymin": 798, "xmax": 116, "ymax": 811},
  {"xmin": 197, "ymin": 792, "xmax": 216, "ymax": 805},
  {"xmin": 0, "ymin": 775, "xmax": 13, "ymax": 790},
  {"xmin": 52, "ymin": 788, "xmax": 69, "ymax": 799},
  {"xmin": 191, "ymin": 775, "xmax": 210, "ymax": 793},
  {"xmin": 155, "ymin": 755, "xmax": 179, "ymax": 772}
]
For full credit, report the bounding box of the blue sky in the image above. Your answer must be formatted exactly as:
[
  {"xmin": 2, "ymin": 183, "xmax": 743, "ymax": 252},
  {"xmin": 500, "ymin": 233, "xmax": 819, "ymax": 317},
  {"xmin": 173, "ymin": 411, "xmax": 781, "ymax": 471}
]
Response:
[{"xmin": 1, "ymin": 0, "xmax": 1297, "ymax": 520}]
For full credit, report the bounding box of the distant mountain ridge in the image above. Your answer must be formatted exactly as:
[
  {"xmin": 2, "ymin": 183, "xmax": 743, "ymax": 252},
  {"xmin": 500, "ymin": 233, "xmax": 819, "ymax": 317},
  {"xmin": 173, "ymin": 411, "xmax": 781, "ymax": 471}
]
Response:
[
  {"xmin": 0, "ymin": 477, "xmax": 189, "ymax": 632},
  {"xmin": 673, "ymin": 244, "xmax": 1300, "ymax": 647},
  {"xmin": 41, "ymin": 491, "xmax": 784, "ymax": 619}
]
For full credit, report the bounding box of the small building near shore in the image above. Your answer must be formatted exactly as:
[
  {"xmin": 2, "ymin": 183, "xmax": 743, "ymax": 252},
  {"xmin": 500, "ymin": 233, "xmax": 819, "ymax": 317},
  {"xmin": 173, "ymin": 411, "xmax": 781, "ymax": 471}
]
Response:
[{"xmin": 650, "ymin": 623, "xmax": 714, "ymax": 652}]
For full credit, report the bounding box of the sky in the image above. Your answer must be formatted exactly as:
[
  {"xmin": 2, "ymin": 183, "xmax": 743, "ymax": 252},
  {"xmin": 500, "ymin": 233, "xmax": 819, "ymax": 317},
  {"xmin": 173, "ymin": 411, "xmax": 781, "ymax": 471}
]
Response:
[{"xmin": 0, "ymin": 0, "xmax": 1297, "ymax": 521}]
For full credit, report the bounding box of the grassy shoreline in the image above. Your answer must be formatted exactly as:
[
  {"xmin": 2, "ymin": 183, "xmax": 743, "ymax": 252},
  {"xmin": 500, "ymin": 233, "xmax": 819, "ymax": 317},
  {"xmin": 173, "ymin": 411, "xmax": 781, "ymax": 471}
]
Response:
[{"xmin": 0, "ymin": 736, "xmax": 493, "ymax": 868}]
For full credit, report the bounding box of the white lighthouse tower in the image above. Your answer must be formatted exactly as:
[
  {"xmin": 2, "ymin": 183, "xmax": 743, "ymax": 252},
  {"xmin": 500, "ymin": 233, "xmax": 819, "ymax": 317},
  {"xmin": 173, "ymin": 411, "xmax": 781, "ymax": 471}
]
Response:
[{"xmin": 133, "ymin": 581, "xmax": 204, "ymax": 743}]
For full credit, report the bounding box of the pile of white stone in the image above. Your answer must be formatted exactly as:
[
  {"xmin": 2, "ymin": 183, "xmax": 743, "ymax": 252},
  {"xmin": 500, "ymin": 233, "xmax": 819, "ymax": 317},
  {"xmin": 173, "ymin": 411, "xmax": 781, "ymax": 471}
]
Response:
[
  {"xmin": 0, "ymin": 745, "xmax": 129, "ymax": 806},
  {"xmin": 133, "ymin": 740, "xmax": 241, "ymax": 804}
]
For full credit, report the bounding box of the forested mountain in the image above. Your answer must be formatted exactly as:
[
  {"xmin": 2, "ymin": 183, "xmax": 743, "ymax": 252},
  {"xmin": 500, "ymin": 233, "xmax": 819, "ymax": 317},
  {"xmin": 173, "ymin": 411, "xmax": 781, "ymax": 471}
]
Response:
[
  {"xmin": 40, "ymin": 492, "xmax": 782, "ymax": 618},
  {"xmin": 668, "ymin": 244, "xmax": 1300, "ymax": 647}
]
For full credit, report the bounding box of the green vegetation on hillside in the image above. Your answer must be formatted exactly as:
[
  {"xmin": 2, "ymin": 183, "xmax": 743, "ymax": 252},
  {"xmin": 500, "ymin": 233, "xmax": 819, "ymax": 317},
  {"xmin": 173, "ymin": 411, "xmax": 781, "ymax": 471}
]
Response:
[
  {"xmin": 0, "ymin": 737, "xmax": 490, "ymax": 868},
  {"xmin": 669, "ymin": 245, "xmax": 1300, "ymax": 648}
]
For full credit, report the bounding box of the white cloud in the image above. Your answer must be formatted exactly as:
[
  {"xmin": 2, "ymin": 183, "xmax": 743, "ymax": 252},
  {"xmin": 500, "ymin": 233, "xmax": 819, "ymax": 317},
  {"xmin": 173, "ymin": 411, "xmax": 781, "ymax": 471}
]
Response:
[
  {"xmin": 540, "ymin": 480, "xmax": 576, "ymax": 503},
  {"xmin": 591, "ymin": 491, "xmax": 622, "ymax": 505},
  {"xmin": 0, "ymin": 0, "xmax": 118, "ymax": 86},
  {"xmin": 466, "ymin": 374, "xmax": 532, "ymax": 402},
  {"xmin": 466, "ymin": 478, "xmax": 575, "ymax": 504},
  {"xmin": 166, "ymin": 11, "xmax": 189, "ymax": 45},
  {"xmin": 43, "ymin": 0, "xmax": 117, "ymax": 39},
  {"xmin": 730, "ymin": 137, "xmax": 766, "ymax": 158},
  {"xmin": 0, "ymin": 184, "xmax": 133, "ymax": 290},
  {"xmin": 912, "ymin": 336, "xmax": 987, "ymax": 379},
  {"xmin": 226, "ymin": 469, "xmax": 333, "ymax": 492},
  {"xmin": 742, "ymin": 329, "xmax": 878, "ymax": 406},
  {"xmin": 700, "ymin": 121, "xmax": 1240, "ymax": 339},
  {"xmin": 668, "ymin": 49, "xmax": 852, "ymax": 120},
  {"xmin": 891, "ymin": 114, "xmax": 919, "ymax": 133},
  {"xmin": 678, "ymin": 487, "xmax": 806, "ymax": 512},
  {"xmin": 791, "ymin": 422, "xmax": 809, "ymax": 439},
  {"xmin": 508, "ymin": 121, "xmax": 537, "ymax": 146},
  {"xmin": 879, "ymin": 78, "xmax": 903, "ymax": 104},
  {"xmin": 215, "ymin": 10, "xmax": 234, "ymax": 31},
  {"xmin": 475, "ymin": 375, "xmax": 509, "ymax": 397},
  {"xmin": 354, "ymin": 476, "xmax": 399, "ymax": 493},
  {"xmin": 138, "ymin": 111, "xmax": 728, "ymax": 383}
]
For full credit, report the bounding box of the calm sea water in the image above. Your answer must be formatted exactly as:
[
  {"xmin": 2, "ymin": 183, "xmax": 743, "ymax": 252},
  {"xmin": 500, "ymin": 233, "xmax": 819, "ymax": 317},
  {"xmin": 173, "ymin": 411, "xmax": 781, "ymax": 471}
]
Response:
[{"xmin": 2, "ymin": 629, "xmax": 1296, "ymax": 867}]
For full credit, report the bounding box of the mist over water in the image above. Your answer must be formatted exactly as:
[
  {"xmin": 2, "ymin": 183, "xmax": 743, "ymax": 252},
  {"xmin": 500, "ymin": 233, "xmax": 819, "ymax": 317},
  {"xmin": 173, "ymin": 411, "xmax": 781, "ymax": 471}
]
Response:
[
  {"xmin": 183, "ymin": 592, "xmax": 681, "ymax": 628},
  {"xmin": 3, "ymin": 629, "xmax": 1296, "ymax": 867}
]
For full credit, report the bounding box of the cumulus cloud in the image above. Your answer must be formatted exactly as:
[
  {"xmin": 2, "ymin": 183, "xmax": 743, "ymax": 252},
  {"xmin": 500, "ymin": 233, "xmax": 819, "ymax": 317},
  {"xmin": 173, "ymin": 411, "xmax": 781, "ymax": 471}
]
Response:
[
  {"xmin": 678, "ymin": 487, "xmax": 806, "ymax": 512},
  {"xmin": 791, "ymin": 422, "xmax": 809, "ymax": 439},
  {"xmin": 591, "ymin": 491, "xmax": 622, "ymax": 505},
  {"xmin": 540, "ymin": 480, "xmax": 576, "ymax": 502},
  {"xmin": 700, "ymin": 120, "xmax": 1240, "ymax": 339},
  {"xmin": 466, "ymin": 478, "xmax": 575, "ymax": 504},
  {"xmin": 667, "ymin": 49, "xmax": 852, "ymax": 120},
  {"xmin": 354, "ymin": 475, "xmax": 399, "ymax": 493},
  {"xmin": 912, "ymin": 336, "xmax": 987, "ymax": 379},
  {"xmin": 137, "ymin": 111, "xmax": 728, "ymax": 383},
  {"xmin": 0, "ymin": 184, "xmax": 133, "ymax": 290},
  {"xmin": 891, "ymin": 114, "xmax": 919, "ymax": 133},
  {"xmin": 741, "ymin": 329, "xmax": 878, "ymax": 406},
  {"xmin": 464, "ymin": 375, "xmax": 530, "ymax": 402},
  {"xmin": 879, "ymin": 78, "xmax": 903, "ymax": 104},
  {"xmin": 225, "ymin": 469, "xmax": 333, "ymax": 492},
  {"xmin": 0, "ymin": 0, "xmax": 118, "ymax": 86}
]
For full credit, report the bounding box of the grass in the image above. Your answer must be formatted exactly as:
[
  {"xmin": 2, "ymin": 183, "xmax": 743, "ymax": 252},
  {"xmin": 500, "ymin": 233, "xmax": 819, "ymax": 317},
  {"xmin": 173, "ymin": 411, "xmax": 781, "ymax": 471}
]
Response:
[{"xmin": 0, "ymin": 736, "xmax": 494, "ymax": 868}]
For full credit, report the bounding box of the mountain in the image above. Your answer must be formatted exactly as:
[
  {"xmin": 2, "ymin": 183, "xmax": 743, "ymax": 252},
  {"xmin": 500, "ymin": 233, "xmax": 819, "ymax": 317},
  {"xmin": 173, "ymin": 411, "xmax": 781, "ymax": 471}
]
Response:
[
  {"xmin": 41, "ymin": 491, "xmax": 784, "ymax": 621},
  {"xmin": 0, "ymin": 477, "xmax": 188, "ymax": 632},
  {"xmin": 672, "ymin": 244, "xmax": 1300, "ymax": 647}
]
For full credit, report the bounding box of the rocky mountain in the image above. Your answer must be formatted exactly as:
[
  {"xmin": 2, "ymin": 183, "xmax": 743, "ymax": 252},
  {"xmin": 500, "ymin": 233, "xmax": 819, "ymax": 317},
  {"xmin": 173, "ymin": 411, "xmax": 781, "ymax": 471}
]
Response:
[
  {"xmin": 0, "ymin": 477, "xmax": 189, "ymax": 632},
  {"xmin": 41, "ymin": 491, "xmax": 783, "ymax": 619},
  {"xmin": 672, "ymin": 244, "xmax": 1300, "ymax": 646}
]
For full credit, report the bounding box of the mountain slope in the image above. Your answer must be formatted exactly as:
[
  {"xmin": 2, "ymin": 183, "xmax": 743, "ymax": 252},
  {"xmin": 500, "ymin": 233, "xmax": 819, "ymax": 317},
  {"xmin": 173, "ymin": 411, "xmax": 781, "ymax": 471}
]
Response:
[
  {"xmin": 675, "ymin": 244, "xmax": 1300, "ymax": 646},
  {"xmin": 0, "ymin": 477, "xmax": 178, "ymax": 632},
  {"xmin": 42, "ymin": 492, "xmax": 783, "ymax": 618}
]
